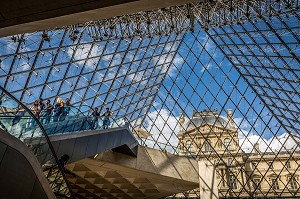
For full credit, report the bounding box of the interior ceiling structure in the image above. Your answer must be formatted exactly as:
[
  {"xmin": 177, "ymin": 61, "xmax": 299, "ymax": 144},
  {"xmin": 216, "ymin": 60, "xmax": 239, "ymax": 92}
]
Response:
[
  {"xmin": 0, "ymin": 0, "xmax": 199, "ymax": 37},
  {"xmin": 0, "ymin": 0, "xmax": 299, "ymax": 198}
]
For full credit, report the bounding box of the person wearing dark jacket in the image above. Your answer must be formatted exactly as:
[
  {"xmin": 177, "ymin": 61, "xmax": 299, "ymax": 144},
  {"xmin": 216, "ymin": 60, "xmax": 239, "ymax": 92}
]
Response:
[
  {"xmin": 102, "ymin": 107, "xmax": 112, "ymax": 129},
  {"xmin": 89, "ymin": 107, "xmax": 100, "ymax": 129},
  {"xmin": 41, "ymin": 99, "xmax": 53, "ymax": 124}
]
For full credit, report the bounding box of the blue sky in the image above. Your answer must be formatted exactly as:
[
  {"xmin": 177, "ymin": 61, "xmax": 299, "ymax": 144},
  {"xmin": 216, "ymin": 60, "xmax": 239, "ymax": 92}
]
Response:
[{"xmin": 0, "ymin": 13, "xmax": 299, "ymax": 153}]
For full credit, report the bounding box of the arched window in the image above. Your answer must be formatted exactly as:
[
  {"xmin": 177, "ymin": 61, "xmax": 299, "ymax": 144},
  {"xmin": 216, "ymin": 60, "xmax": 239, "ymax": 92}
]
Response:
[
  {"xmin": 204, "ymin": 139, "xmax": 212, "ymax": 152},
  {"xmin": 186, "ymin": 140, "xmax": 192, "ymax": 152},
  {"xmin": 224, "ymin": 138, "xmax": 231, "ymax": 151}
]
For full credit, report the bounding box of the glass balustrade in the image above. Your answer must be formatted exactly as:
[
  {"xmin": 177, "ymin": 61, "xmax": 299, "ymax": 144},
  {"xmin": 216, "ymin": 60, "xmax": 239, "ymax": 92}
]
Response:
[
  {"xmin": 0, "ymin": 87, "xmax": 73, "ymax": 198},
  {"xmin": 34, "ymin": 104, "xmax": 131, "ymax": 135},
  {"xmin": 0, "ymin": 106, "xmax": 130, "ymax": 136}
]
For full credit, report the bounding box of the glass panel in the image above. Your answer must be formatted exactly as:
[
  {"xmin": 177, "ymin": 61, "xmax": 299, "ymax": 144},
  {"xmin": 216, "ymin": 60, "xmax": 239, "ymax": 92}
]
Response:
[
  {"xmin": 0, "ymin": 87, "xmax": 71, "ymax": 197},
  {"xmin": 0, "ymin": 1, "xmax": 299, "ymax": 198}
]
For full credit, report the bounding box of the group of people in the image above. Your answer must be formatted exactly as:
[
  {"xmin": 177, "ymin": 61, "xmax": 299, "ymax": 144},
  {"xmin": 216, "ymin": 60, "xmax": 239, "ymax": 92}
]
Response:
[
  {"xmin": 29, "ymin": 97, "xmax": 72, "ymax": 124},
  {"xmin": 13, "ymin": 97, "xmax": 113, "ymax": 130},
  {"xmin": 89, "ymin": 107, "xmax": 113, "ymax": 129}
]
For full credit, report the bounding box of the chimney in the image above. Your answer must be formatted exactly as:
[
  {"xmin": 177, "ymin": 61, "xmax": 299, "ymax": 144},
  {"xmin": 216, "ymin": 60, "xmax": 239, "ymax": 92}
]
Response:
[
  {"xmin": 179, "ymin": 113, "xmax": 185, "ymax": 132},
  {"xmin": 227, "ymin": 109, "xmax": 235, "ymax": 127}
]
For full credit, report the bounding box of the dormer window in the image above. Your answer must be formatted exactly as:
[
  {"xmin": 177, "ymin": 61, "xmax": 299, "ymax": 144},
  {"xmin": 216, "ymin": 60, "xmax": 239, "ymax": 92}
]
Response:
[
  {"xmin": 224, "ymin": 138, "xmax": 231, "ymax": 151},
  {"xmin": 186, "ymin": 140, "xmax": 192, "ymax": 152}
]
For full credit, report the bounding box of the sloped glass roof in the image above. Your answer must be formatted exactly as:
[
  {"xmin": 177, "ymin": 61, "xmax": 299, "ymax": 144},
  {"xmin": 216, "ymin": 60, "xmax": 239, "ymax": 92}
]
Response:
[{"xmin": 0, "ymin": 0, "xmax": 299, "ymax": 198}]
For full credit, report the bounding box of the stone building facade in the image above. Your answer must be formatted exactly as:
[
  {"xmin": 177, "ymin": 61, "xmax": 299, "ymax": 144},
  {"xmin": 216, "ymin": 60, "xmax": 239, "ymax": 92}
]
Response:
[{"xmin": 177, "ymin": 109, "xmax": 300, "ymax": 198}]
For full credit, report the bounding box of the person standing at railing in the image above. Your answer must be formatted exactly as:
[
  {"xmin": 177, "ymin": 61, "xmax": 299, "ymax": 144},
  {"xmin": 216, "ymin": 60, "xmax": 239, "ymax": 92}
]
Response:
[
  {"xmin": 27, "ymin": 100, "xmax": 40, "ymax": 127},
  {"xmin": 60, "ymin": 98, "xmax": 72, "ymax": 121},
  {"xmin": 37, "ymin": 98, "xmax": 45, "ymax": 113},
  {"xmin": 12, "ymin": 105, "xmax": 25, "ymax": 125},
  {"xmin": 102, "ymin": 107, "xmax": 112, "ymax": 129},
  {"xmin": 41, "ymin": 99, "xmax": 53, "ymax": 124},
  {"xmin": 89, "ymin": 107, "xmax": 100, "ymax": 129},
  {"xmin": 53, "ymin": 97, "xmax": 64, "ymax": 122},
  {"xmin": 34, "ymin": 100, "xmax": 42, "ymax": 118}
]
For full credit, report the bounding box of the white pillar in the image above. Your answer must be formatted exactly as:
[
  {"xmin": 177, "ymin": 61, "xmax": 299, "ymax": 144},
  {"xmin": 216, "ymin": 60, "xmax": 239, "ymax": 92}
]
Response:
[{"xmin": 198, "ymin": 161, "xmax": 219, "ymax": 199}]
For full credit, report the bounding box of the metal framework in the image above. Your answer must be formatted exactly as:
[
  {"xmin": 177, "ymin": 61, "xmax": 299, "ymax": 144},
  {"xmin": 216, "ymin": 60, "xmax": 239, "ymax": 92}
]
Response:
[{"xmin": 0, "ymin": 0, "xmax": 299, "ymax": 198}]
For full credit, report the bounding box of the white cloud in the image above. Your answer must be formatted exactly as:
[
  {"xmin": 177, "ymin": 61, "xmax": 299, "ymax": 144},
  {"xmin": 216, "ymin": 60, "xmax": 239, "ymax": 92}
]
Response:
[
  {"xmin": 235, "ymin": 118, "xmax": 300, "ymax": 153},
  {"xmin": 160, "ymin": 55, "xmax": 184, "ymax": 78},
  {"xmin": 111, "ymin": 54, "xmax": 123, "ymax": 66},
  {"xmin": 125, "ymin": 53, "xmax": 134, "ymax": 63},
  {"xmin": 164, "ymin": 42, "xmax": 179, "ymax": 52},
  {"xmin": 5, "ymin": 41, "xmax": 18, "ymax": 54},
  {"xmin": 168, "ymin": 56, "xmax": 184, "ymax": 77},
  {"xmin": 107, "ymin": 69, "xmax": 117, "ymax": 79},
  {"xmin": 234, "ymin": 117, "xmax": 257, "ymax": 138},
  {"xmin": 239, "ymin": 132, "xmax": 300, "ymax": 153},
  {"xmin": 68, "ymin": 43, "xmax": 104, "ymax": 69},
  {"xmin": 200, "ymin": 63, "xmax": 212, "ymax": 73},
  {"xmin": 144, "ymin": 109, "xmax": 180, "ymax": 153},
  {"xmin": 94, "ymin": 71, "xmax": 105, "ymax": 82},
  {"xmin": 20, "ymin": 60, "xmax": 31, "ymax": 71}
]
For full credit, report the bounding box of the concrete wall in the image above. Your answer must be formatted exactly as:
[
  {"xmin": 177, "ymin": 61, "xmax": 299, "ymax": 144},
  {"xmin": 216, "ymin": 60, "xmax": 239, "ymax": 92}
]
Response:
[
  {"xmin": 66, "ymin": 145, "xmax": 200, "ymax": 198},
  {"xmin": 94, "ymin": 145, "xmax": 199, "ymax": 183},
  {"xmin": 0, "ymin": 129, "xmax": 56, "ymax": 199}
]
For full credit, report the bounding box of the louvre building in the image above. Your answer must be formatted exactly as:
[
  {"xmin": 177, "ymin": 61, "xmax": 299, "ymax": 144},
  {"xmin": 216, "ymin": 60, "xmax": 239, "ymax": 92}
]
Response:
[
  {"xmin": 0, "ymin": 0, "xmax": 299, "ymax": 198},
  {"xmin": 178, "ymin": 109, "xmax": 300, "ymax": 198}
]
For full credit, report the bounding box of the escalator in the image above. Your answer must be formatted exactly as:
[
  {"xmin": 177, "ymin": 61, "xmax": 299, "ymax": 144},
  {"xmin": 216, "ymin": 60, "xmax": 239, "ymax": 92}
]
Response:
[
  {"xmin": 0, "ymin": 86, "xmax": 139, "ymax": 198},
  {"xmin": 0, "ymin": 86, "xmax": 73, "ymax": 198}
]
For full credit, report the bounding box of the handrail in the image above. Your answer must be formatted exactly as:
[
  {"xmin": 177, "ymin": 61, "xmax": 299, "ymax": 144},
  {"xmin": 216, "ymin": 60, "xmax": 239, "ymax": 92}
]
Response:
[
  {"xmin": 109, "ymin": 116, "xmax": 141, "ymax": 141},
  {"xmin": 0, "ymin": 86, "xmax": 74, "ymax": 198},
  {"xmin": 0, "ymin": 108, "xmax": 140, "ymax": 141},
  {"xmin": 0, "ymin": 99, "xmax": 140, "ymax": 140},
  {"xmin": 70, "ymin": 105, "xmax": 91, "ymax": 116}
]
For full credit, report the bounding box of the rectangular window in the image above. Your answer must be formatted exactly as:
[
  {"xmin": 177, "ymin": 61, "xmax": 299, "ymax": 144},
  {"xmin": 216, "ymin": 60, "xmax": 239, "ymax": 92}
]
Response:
[
  {"xmin": 229, "ymin": 174, "xmax": 237, "ymax": 189},
  {"xmin": 271, "ymin": 179, "xmax": 279, "ymax": 190},
  {"xmin": 204, "ymin": 140, "xmax": 212, "ymax": 152},
  {"xmin": 289, "ymin": 177, "xmax": 298, "ymax": 190}
]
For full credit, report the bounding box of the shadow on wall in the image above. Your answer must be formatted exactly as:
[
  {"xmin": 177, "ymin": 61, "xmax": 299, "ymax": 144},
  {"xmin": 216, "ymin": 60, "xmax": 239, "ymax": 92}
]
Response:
[{"xmin": 0, "ymin": 129, "xmax": 55, "ymax": 199}]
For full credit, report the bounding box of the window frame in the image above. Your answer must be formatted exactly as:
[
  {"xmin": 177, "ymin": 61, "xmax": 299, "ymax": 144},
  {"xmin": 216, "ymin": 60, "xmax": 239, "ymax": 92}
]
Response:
[
  {"xmin": 204, "ymin": 139, "xmax": 212, "ymax": 152},
  {"xmin": 289, "ymin": 177, "xmax": 298, "ymax": 190},
  {"xmin": 270, "ymin": 178, "xmax": 280, "ymax": 190},
  {"xmin": 186, "ymin": 140, "xmax": 192, "ymax": 152},
  {"xmin": 229, "ymin": 174, "xmax": 237, "ymax": 189},
  {"xmin": 224, "ymin": 138, "xmax": 231, "ymax": 151},
  {"xmin": 268, "ymin": 162, "xmax": 273, "ymax": 169}
]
